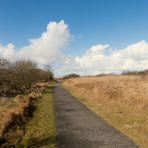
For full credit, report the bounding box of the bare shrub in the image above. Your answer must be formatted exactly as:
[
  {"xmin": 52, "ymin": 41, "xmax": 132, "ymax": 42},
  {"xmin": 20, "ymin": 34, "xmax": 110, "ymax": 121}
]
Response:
[{"xmin": 0, "ymin": 59, "xmax": 53, "ymax": 97}]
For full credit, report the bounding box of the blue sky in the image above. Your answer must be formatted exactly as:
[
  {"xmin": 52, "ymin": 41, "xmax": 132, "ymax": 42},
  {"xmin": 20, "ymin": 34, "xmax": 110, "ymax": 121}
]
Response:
[
  {"xmin": 0, "ymin": 0, "xmax": 148, "ymax": 75},
  {"xmin": 0, "ymin": 0, "xmax": 148, "ymax": 50}
]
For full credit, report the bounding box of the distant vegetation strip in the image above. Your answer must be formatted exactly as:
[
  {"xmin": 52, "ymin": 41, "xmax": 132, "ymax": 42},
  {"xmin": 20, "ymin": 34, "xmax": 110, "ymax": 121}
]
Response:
[
  {"xmin": 62, "ymin": 75, "xmax": 148, "ymax": 148},
  {"xmin": 62, "ymin": 73, "xmax": 80, "ymax": 80}
]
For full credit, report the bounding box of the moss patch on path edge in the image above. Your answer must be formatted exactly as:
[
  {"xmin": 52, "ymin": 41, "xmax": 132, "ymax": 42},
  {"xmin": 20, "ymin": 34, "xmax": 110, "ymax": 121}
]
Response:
[{"xmin": 20, "ymin": 84, "xmax": 56, "ymax": 148}]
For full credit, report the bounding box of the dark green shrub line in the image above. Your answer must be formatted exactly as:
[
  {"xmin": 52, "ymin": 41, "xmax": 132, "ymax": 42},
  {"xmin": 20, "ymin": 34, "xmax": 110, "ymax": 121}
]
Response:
[{"xmin": 62, "ymin": 73, "xmax": 80, "ymax": 79}]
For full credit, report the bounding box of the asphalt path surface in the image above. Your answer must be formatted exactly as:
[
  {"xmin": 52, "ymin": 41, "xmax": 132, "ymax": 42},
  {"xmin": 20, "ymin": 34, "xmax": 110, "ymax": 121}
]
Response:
[{"xmin": 53, "ymin": 84, "xmax": 138, "ymax": 148}]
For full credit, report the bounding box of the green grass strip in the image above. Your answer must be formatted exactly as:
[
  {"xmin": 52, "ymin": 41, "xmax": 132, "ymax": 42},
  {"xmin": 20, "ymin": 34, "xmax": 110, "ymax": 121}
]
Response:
[{"xmin": 21, "ymin": 85, "xmax": 56, "ymax": 148}]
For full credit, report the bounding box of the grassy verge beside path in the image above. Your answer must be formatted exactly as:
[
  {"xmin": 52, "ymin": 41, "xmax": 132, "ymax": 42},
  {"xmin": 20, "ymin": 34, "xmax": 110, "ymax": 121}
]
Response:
[
  {"xmin": 62, "ymin": 76, "xmax": 148, "ymax": 148},
  {"xmin": 21, "ymin": 84, "xmax": 56, "ymax": 148}
]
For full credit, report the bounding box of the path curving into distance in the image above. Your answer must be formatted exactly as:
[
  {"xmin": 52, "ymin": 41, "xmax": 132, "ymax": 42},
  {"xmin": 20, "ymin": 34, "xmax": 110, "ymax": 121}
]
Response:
[{"xmin": 53, "ymin": 83, "xmax": 138, "ymax": 148}]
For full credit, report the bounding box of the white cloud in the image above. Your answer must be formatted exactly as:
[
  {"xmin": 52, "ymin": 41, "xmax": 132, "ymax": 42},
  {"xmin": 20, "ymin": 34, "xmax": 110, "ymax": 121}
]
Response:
[
  {"xmin": 0, "ymin": 43, "xmax": 16, "ymax": 60},
  {"xmin": 61, "ymin": 40, "xmax": 148, "ymax": 76},
  {"xmin": 18, "ymin": 20, "xmax": 70, "ymax": 67},
  {"xmin": 0, "ymin": 20, "xmax": 70, "ymax": 68},
  {"xmin": 0, "ymin": 20, "xmax": 148, "ymax": 76}
]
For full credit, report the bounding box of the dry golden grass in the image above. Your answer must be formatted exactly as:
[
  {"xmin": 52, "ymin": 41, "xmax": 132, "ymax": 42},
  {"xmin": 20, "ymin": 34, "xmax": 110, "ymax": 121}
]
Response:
[
  {"xmin": 0, "ymin": 84, "xmax": 44, "ymax": 145},
  {"xmin": 63, "ymin": 75, "xmax": 148, "ymax": 148},
  {"xmin": 0, "ymin": 97, "xmax": 27, "ymax": 138}
]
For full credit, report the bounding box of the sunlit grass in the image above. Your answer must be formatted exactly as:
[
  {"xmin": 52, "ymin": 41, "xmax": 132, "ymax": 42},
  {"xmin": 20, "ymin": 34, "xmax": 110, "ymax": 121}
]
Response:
[
  {"xmin": 21, "ymin": 84, "xmax": 56, "ymax": 147},
  {"xmin": 62, "ymin": 75, "xmax": 148, "ymax": 148}
]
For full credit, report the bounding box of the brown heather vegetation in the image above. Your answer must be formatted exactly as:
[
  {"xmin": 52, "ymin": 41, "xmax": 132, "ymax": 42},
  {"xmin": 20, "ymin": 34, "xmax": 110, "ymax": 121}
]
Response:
[
  {"xmin": 63, "ymin": 74, "xmax": 148, "ymax": 147},
  {"xmin": 0, "ymin": 83, "xmax": 45, "ymax": 146}
]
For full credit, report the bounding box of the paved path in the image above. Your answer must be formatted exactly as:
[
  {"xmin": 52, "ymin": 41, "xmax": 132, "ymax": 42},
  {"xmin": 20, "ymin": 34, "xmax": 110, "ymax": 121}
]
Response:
[{"xmin": 53, "ymin": 84, "xmax": 138, "ymax": 148}]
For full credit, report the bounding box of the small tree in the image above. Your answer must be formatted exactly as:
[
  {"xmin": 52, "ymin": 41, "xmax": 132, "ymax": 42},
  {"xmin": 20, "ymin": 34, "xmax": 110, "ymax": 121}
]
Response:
[
  {"xmin": 0, "ymin": 59, "xmax": 12, "ymax": 97},
  {"xmin": 13, "ymin": 60, "xmax": 38, "ymax": 89}
]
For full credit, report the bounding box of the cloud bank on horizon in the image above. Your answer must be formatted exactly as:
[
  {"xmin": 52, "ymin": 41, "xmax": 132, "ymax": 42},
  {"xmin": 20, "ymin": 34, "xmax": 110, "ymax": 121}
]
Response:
[{"xmin": 0, "ymin": 20, "xmax": 148, "ymax": 76}]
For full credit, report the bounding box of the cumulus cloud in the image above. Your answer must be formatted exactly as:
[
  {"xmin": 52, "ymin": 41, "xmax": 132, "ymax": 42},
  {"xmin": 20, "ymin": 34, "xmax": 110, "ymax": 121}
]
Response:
[
  {"xmin": 18, "ymin": 20, "xmax": 70, "ymax": 67},
  {"xmin": 0, "ymin": 20, "xmax": 148, "ymax": 76},
  {"xmin": 0, "ymin": 20, "xmax": 70, "ymax": 68},
  {"xmin": 61, "ymin": 40, "xmax": 148, "ymax": 75},
  {"xmin": 0, "ymin": 43, "xmax": 16, "ymax": 60}
]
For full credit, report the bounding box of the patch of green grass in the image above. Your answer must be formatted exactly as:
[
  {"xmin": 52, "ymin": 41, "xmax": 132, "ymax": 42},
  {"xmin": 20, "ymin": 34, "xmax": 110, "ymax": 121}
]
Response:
[{"xmin": 21, "ymin": 85, "xmax": 56, "ymax": 148}]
